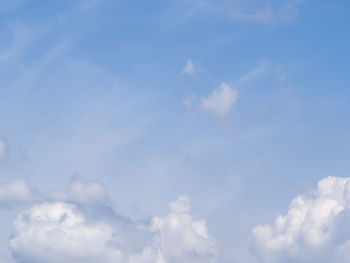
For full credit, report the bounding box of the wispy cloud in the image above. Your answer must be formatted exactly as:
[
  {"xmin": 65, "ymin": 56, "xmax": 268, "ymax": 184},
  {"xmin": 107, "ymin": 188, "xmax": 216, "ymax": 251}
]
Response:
[
  {"xmin": 188, "ymin": 0, "xmax": 306, "ymax": 23},
  {"xmin": 181, "ymin": 59, "xmax": 196, "ymax": 76}
]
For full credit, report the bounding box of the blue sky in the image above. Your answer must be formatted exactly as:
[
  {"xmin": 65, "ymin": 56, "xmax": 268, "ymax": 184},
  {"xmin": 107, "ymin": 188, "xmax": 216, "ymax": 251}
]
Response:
[{"xmin": 1, "ymin": 0, "xmax": 350, "ymax": 262}]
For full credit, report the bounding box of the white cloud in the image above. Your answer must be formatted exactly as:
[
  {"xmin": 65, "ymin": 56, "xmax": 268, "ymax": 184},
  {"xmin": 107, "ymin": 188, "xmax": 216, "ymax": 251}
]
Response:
[
  {"xmin": 201, "ymin": 82, "xmax": 238, "ymax": 116},
  {"xmin": 48, "ymin": 180, "xmax": 108, "ymax": 203},
  {"xmin": 9, "ymin": 196, "xmax": 218, "ymax": 263},
  {"xmin": 9, "ymin": 202, "xmax": 123, "ymax": 263},
  {"xmin": 0, "ymin": 180, "xmax": 38, "ymax": 203},
  {"xmin": 182, "ymin": 59, "xmax": 195, "ymax": 76},
  {"xmin": 150, "ymin": 196, "xmax": 218, "ymax": 263},
  {"xmin": 252, "ymin": 176, "xmax": 350, "ymax": 263}
]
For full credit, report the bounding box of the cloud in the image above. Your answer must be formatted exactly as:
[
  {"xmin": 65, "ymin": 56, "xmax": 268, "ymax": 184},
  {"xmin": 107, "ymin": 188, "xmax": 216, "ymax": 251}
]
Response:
[
  {"xmin": 201, "ymin": 82, "xmax": 238, "ymax": 116},
  {"xmin": 182, "ymin": 59, "xmax": 195, "ymax": 76},
  {"xmin": 150, "ymin": 196, "xmax": 218, "ymax": 262},
  {"xmin": 9, "ymin": 196, "xmax": 217, "ymax": 263},
  {"xmin": 9, "ymin": 202, "xmax": 123, "ymax": 263},
  {"xmin": 252, "ymin": 176, "xmax": 350, "ymax": 263},
  {"xmin": 0, "ymin": 180, "xmax": 38, "ymax": 203},
  {"xmin": 48, "ymin": 180, "xmax": 108, "ymax": 203},
  {"xmin": 0, "ymin": 179, "xmax": 107, "ymax": 207}
]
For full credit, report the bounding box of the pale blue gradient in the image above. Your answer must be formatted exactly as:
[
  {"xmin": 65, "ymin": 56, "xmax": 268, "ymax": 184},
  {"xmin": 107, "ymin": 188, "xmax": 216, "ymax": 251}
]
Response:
[{"xmin": 0, "ymin": 0, "xmax": 350, "ymax": 262}]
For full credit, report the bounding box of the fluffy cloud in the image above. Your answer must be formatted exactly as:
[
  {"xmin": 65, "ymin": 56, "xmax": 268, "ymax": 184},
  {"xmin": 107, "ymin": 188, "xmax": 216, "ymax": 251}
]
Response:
[
  {"xmin": 0, "ymin": 180, "xmax": 38, "ymax": 203},
  {"xmin": 9, "ymin": 196, "xmax": 217, "ymax": 263},
  {"xmin": 9, "ymin": 202, "xmax": 123, "ymax": 263},
  {"xmin": 252, "ymin": 176, "xmax": 350, "ymax": 263},
  {"xmin": 48, "ymin": 180, "xmax": 108, "ymax": 203},
  {"xmin": 150, "ymin": 196, "xmax": 217, "ymax": 263},
  {"xmin": 201, "ymin": 82, "xmax": 238, "ymax": 116},
  {"xmin": 181, "ymin": 59, "xmax": 195, "ymax": 76}
]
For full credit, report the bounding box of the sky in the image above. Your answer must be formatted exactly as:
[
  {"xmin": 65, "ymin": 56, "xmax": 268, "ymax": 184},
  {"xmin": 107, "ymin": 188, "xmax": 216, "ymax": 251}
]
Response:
[{"xmin": 0, "ymin": 0, "xmax": 350, "ymax": 262}]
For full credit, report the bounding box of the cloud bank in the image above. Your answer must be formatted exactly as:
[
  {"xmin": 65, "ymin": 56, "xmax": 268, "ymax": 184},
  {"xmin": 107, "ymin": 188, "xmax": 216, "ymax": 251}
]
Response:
[
  {"xmin": 9, "ymin": 195, "xmax": 217, "ymax": 263},
  {"xmin": 252, "ymin": 176, "xmax": 350, "ymax": 263}
]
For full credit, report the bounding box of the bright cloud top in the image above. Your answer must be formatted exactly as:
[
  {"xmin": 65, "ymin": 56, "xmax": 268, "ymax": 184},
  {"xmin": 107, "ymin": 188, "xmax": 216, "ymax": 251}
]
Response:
[
  {"xmin": 252, "ymin": 176, "xmax": 350, "ymax": 263},
  {"xmin": 201, "ymin": 82, "xmax": 238, "ymax": 116},
  {"xmin": 9, "ymin": 196, "xmax": 217, "ymax": 263},
  {"xmin": 150, "ymin": 196, "xmax": 217, "ymax": 262},
  {"xmin": 9, "ymin": 202, "xmax": 123, "ymax": 263}
]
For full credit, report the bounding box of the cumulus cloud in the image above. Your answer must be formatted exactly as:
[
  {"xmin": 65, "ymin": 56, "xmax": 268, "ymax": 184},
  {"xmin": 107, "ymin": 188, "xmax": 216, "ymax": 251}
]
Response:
[
  {"xmin": 0, "ymin": 180, "xmax": 38, "ymax": 203},
  {"xmin": 252, "ymin": 176, "xmax": 350, "ymax": 263},
  {"xmin": 9, "ymin": 202, "xmax": 123, "ymax": 263},
  {"xmin": 9, "ymin": 196, "xmax": 217, "ymax": 263},
  {"xmin": 48, "ymin": 180, "xmax": 108, "ymax": 203},
  {"xmin": 201, "ymin": 82, "xmax": 238, "ymax": 116},
  {"xmin": 182, "ymin": 59, "xmax": 195, "ymax": 76},
  {"xmin": 149, "ymin": 196, "xmax": 217, "ymax": 263}
]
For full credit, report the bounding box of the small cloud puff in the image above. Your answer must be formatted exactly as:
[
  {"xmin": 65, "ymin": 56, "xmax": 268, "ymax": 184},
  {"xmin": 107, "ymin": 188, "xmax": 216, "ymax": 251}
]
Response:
[
  {"xmin": 48, "ymin": 180, "xmax": 108, "ymax": 203},
  {"xmin": 182, "ymin": 59, "xmax": 195, "ymax": 76},
  {"xmin": 252, "ymin": 176, "xmax": 350, "ymax": 263},
  {"xmin": 0, "ymin": 180, "xmax": 38, "ymax": 203},
  {"xmin": 9, "ymin": 196, "xmax": 218, "ymax": 263},
  {"xmin": 201, "ymin": 82, "xmax": 238, "ymax": 116}
]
